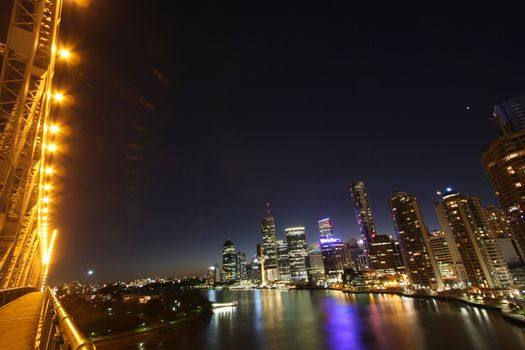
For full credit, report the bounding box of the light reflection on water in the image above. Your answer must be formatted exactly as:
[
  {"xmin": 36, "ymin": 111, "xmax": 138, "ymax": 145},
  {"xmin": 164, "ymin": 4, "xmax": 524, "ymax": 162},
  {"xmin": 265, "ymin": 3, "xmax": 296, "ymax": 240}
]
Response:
[{"xmin": 133, "ymin": 290, "xmax": 525, "ymax": 350}]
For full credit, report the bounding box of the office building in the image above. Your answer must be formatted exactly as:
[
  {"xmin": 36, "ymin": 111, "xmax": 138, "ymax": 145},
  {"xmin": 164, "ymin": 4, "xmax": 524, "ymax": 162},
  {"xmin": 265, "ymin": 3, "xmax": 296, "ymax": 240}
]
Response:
[
  {"xmin": 368, "ymin": 234, "xmax": 405, "ymax": 275},
  {"xmin": 435, "ymin": 188, "xmax": 512, "ymax": 289},
  {"xmin": 482, "ymin": 99, "xmax": 525, "ymax": 259},
  {"xmin": 350, "ymin": 180, "xmax": 377, "ymax": 256},
  {"xmin": 261, "ymin": 205, "xmax": 279, "ymax": 282},
  {"xmin": 285, "ymin": 227, "xmax": 309, "ymax": 283},
  {"xmin": 428, "ymin": 230, "xmax": 468, "ymax": 288},
  {"xmin": 306, "ymin": 244, "xmax": 326, "ymax": 283},
  {"xmin": 222, "ymin": 240, "xmax": 237, "ymax": 282},
  {"xmin": 276, "ymin": 240, "xmax": 291, "ymax": 282},
  {"xmin": 320, "ymin": 236, "xmax": 347, "ymax": 283},
  {"xmin": 493, "ymin": 94, "xmax": 525, "ymax": 133},
  {"xmin": 236, "ymin": 252, "xmax": 248, "ymax": 283},
  {"xmin": 318, "ymin": 218, "xmax": 333, "ymax": 238},
  {"xmin": 389, "ymin": 191, "xmax": 440, "ymax": 289}
]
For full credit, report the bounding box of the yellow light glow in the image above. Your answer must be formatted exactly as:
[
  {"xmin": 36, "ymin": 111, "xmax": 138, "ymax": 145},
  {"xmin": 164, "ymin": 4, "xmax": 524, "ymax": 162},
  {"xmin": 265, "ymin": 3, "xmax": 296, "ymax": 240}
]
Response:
[
  {"xmin": 43, "ymin": 197, "xmax": 50, "ymax": 203},
  {"xmin": 43, "ymin": 207, "xmax": 49, "ymax": 213},
  {"xmin": 47, "ymin": 144, "xmax": 58, "ymax": 152},
  {"xmin": 45, "ymin": 167, "xmax": 54, "ymax": 175},
  {"xmin": 49, "ymin": 125, "xmax": 60, "ymax": 134},
  {"xmin": 43, "ymin": 184, "xmax": 51, "ymax": 191},
  {"xmin": 59, "ymin": 49, "xmax": 71, "ymax": 59},
  {"xmin": 53, "ymin": 93, "xmax": 64, "ymax": 102},
  {"xmin": 43, "ymin": 215, "xmax": 48, "ymax": 221}
]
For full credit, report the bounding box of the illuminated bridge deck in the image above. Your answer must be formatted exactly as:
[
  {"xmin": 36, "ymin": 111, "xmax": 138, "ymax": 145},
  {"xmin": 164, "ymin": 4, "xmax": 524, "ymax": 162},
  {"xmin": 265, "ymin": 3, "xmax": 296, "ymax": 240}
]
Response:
[{"xmin": 0, "ymin": 292, "xmax": 43, "ymax": 350}]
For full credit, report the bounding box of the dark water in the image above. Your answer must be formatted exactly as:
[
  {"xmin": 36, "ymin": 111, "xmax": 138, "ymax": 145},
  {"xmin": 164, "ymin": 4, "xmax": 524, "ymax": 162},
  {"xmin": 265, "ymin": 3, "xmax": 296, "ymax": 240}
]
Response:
[{"xmin": 135, "ymin": 289, "xmax": 525, "ymax": 350}]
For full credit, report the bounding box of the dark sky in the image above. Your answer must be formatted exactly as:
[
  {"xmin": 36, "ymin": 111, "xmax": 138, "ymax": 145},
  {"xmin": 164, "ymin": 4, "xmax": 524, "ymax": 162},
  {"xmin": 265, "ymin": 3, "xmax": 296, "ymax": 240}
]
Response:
[{"xmin": 5, "ymin": 1, "xmax": 524, "ymax": 284}]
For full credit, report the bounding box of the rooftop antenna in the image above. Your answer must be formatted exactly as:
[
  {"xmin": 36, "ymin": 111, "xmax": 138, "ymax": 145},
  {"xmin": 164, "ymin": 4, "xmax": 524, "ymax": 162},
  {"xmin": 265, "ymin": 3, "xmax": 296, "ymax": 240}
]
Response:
[{"xmin": 266, "ymin": 202, "xmax": 271, "ymax": 215}]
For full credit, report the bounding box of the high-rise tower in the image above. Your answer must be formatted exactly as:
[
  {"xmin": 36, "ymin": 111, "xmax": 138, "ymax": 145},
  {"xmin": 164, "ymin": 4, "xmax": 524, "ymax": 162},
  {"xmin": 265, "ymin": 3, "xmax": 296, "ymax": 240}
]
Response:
[
  {"xmin": 285, "ymin": 227, "xmax": 309, "ymax": 282},
  {"xmin": 435, "ymin": 188, "xmax": 512, "ymax": 289},
  {"xmin": 350, "ymin": 180, "xmax": 377, "ymax": 254},
  {"xmin": 493, "ymin": 94, "xmax": 525, "ymax": 133},
  {"xmin": 389, "ymin": 191, "xmax": 440, "ymax": 289},
  {"xmin": 318, "ymin": 218, "xmax": 333, "ymax": 238},
  {"xmin": 222, "ymin": 240, "xmax": 237, "ymax": 282},
  {"xmin": 482, "ymin": 102, "xmax": 525, "ymax": 255},
  {"xmin": 261, "ymin": 203, "xmax": 279, "ymax": 282}
]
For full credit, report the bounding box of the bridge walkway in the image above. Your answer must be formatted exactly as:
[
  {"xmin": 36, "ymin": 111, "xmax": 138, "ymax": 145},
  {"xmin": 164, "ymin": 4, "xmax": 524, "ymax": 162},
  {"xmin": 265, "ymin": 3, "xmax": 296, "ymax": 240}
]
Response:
[{"xmin": 0, "ymin": 292, "xmax": 43, "ymax": 350}]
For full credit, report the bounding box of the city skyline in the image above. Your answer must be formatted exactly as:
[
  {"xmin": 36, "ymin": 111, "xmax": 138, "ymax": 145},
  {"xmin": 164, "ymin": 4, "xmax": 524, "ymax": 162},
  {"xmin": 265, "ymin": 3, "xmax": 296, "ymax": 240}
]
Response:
[
  {"xmin": 15, "ymin": 1, "xmax": 523, "ymax": 284},
  {"xmin": 2, "ymin": 1, "xmax": 525, "ymax": 349}
]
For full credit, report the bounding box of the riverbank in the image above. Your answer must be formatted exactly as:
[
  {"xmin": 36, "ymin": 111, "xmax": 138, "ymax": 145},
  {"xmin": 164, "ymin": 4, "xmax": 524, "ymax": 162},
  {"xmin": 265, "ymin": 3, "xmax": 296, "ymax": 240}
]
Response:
[
  {"xmin": 92, "ymin": 311, "xmax": 212, "ymax": 350},
  {"xmin": 342, "ymin": 289, "xmax": 525, "ymax": 327}
]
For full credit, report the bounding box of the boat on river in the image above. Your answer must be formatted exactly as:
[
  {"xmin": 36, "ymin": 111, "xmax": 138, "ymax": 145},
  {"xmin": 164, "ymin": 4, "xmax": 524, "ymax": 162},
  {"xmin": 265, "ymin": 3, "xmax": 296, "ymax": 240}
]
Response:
[{"xmin": 211, "ymin": 301, "xmax": 238, "ymax": 308}]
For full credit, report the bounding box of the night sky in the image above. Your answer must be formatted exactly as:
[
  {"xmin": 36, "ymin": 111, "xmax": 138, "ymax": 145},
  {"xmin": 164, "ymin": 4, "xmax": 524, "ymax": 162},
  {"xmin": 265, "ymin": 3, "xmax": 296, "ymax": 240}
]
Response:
[{"xmin": 4, "ymin": 1, "xmax": 525, "ymax": 284}]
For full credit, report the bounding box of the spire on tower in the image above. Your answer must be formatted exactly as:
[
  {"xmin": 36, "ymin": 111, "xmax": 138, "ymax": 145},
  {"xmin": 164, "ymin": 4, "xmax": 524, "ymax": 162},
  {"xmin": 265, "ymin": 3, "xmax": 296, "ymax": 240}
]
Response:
[{"xmin": 266, "ymin": 202, "xmax": 271, "ymax": 215}]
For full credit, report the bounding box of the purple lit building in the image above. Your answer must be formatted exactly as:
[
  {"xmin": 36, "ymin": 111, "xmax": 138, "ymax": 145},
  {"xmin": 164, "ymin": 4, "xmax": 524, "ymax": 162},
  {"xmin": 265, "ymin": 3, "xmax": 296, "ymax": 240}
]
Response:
[{"xmin": 350, "ymin": 180, "xmax": 377, "ymax": 256}]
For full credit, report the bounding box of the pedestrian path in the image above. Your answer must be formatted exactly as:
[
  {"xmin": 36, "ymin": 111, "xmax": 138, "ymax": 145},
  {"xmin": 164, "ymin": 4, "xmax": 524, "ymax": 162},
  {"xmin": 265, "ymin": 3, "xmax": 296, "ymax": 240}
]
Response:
[{"xmin": 0, "ymin": 291, "xmax": 43, "ymax": 350}]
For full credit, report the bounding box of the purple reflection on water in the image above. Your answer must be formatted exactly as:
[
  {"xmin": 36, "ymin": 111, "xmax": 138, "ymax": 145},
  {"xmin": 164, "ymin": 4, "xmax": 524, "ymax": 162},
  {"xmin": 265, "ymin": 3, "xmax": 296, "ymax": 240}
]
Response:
[{"xmin": 322, "ymin": 296, "xmax": 363, "ymax": 350}]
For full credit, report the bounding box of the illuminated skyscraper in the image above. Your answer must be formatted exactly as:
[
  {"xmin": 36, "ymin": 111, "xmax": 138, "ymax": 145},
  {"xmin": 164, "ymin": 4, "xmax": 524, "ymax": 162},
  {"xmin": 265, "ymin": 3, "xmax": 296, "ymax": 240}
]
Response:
[
  {"xmin": 368, "ymin": 235, "xmax": 405, "ymax": 275},
  {"xmin": 222, "ymin": 240, "xmax": 237, "ymax": 282},
  {"xmin": 236, "ymin": 252, "xmax": 248, "ymax": 283},
  {"xmin": 350, "ymin": 180, "xmax": 377, "ymax": 255},
  {"xmin": 485, "ymin": 205, "xmax": 515, "ymax": 238},
  {"xmin": 493, "ymin": 94, "xmax": 525, "ymax": 133},
  {"xmin": 306, "ymin": 244, "xmax": 325, "ymax": 283},
  {"xmin": 276, "ymin": 240, "xmax": 291, "ymax": 282},
  {"xmin": 435, "ymin": 188, "xmax": 512, "ymax": 289},
  {"xmin": 318, "ymin": 219, "xmax": 347, "ymax": 283},
  {"xmin": 482, "ymin": 130, "xmax": 525, "ymax": 254},
  {"xmin": 389, "ymin": 191, "xmax": 440, "ymax": 289},
  {"xmin": 482, "ymin": 97, "xmax": 525, "ymax": 263},
  {"xmin": 428, "ymin": 230, "xmax": 468, "ymax": 288},
  {"xmin": 318, "ymin": 218, "xmax": 333, "ymax": 238},
  {"xmin": 261, "ymin": 204, "xmax": 279, "ymax": 282},
  {"xmin": 285, "ymin": 227, "xmax": 309, "ymax": 282}
]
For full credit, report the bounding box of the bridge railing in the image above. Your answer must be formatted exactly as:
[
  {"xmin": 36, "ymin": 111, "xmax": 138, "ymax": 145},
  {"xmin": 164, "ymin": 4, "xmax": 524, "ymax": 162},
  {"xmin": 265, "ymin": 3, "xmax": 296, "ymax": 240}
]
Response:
[
  {"xmin": 0, "ymin": 286, "xmax": 37, "ymax": 307},
  {"xmin": 39, "ymin": 286, "xmax": 96, "ymax": 350}
]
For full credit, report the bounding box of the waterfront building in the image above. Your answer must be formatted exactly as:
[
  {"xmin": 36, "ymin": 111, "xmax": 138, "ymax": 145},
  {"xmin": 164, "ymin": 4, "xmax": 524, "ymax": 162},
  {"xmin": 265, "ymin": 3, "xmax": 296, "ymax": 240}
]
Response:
[
  {"xmin": 389, "ymin": 191, "xmax": 440, "ymax": 289},
  {"xmin": 485, "ymin": 205, "xmax": 515, "ymax": 238},
  {"xmin": 306, "ymin": 244, "xmax": 326, "ymax": 283},
  {"xmin": 276, "ymin": 240, "xmax": 291, "ymax": 282},
  {"xmin": 368, "ymin": 234, "xmax": 405, "ymax": 275},
  {"xmin": 350, "ymin": 180, "xmax": 378, "ymax": 256},
  {"xmin": 482, "ymin": 99, "xmax": 525, "ymax": 260},
  {"xmin": 428, "ymin": 230, "xmax": 468, "ymax": 288},
  {"xmin": 249, "ymin": 256, "xmax": 262, "ymax": 284},
  {"xmin": 285, "ymin": 227, "xmax": 309, "ymax": 283},
  {"xmin": 345, "ymin": 238, "xmax": 363, "ymax": 271},
  {"xmin": 261, "ymin": 205, "xmax": 279, "ymax": 282},
  {"xmin": 206, "ymin": 266, "xmax": 215, "ymax": 286},
  {"xmin": 485, "ymin": 205, "xmax": 525, "ymax": 285},
  {"xmin": 222, "ymin": 240, "xmax": 237, "ymax": 282},
  {"xmin": 236, "ymin": 252, "xmax": 248, "ymax": 283},
  {"xmin": 497, "ymin": 237, "xmax": 525, "ymax": 286},
  {"xmin": 213, "ymin": 263, "xmax": 221, "ymax": 283},
  {"xmin": 435, "ymin": 188, "xmax": 512, "ymax": 289},
  {"xmin": 320, "ymin": 236, "xmax": 347, "ymax": 283}
]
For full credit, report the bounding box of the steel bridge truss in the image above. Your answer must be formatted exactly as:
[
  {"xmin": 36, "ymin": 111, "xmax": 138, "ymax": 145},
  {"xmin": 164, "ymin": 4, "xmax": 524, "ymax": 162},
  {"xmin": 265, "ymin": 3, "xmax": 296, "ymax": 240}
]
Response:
[{"xmin": 0, "ymin": 0, "xmax": 63, "ymax": 289}]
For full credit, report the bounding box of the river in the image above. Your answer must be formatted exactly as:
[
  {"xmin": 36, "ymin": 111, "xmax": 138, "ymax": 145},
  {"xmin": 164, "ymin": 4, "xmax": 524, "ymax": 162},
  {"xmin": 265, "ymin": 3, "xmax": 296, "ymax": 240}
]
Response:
[{"xmin": 121, "ymin": 289, "xmax": 525, "ymax": 350}]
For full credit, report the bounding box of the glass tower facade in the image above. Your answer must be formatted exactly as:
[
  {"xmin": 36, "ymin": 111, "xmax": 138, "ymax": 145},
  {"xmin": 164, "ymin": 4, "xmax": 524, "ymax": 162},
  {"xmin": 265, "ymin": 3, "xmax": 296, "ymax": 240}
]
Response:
[{"xmin": 285, "ymin": 227, "xmax": 308, "ymax": 282}]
